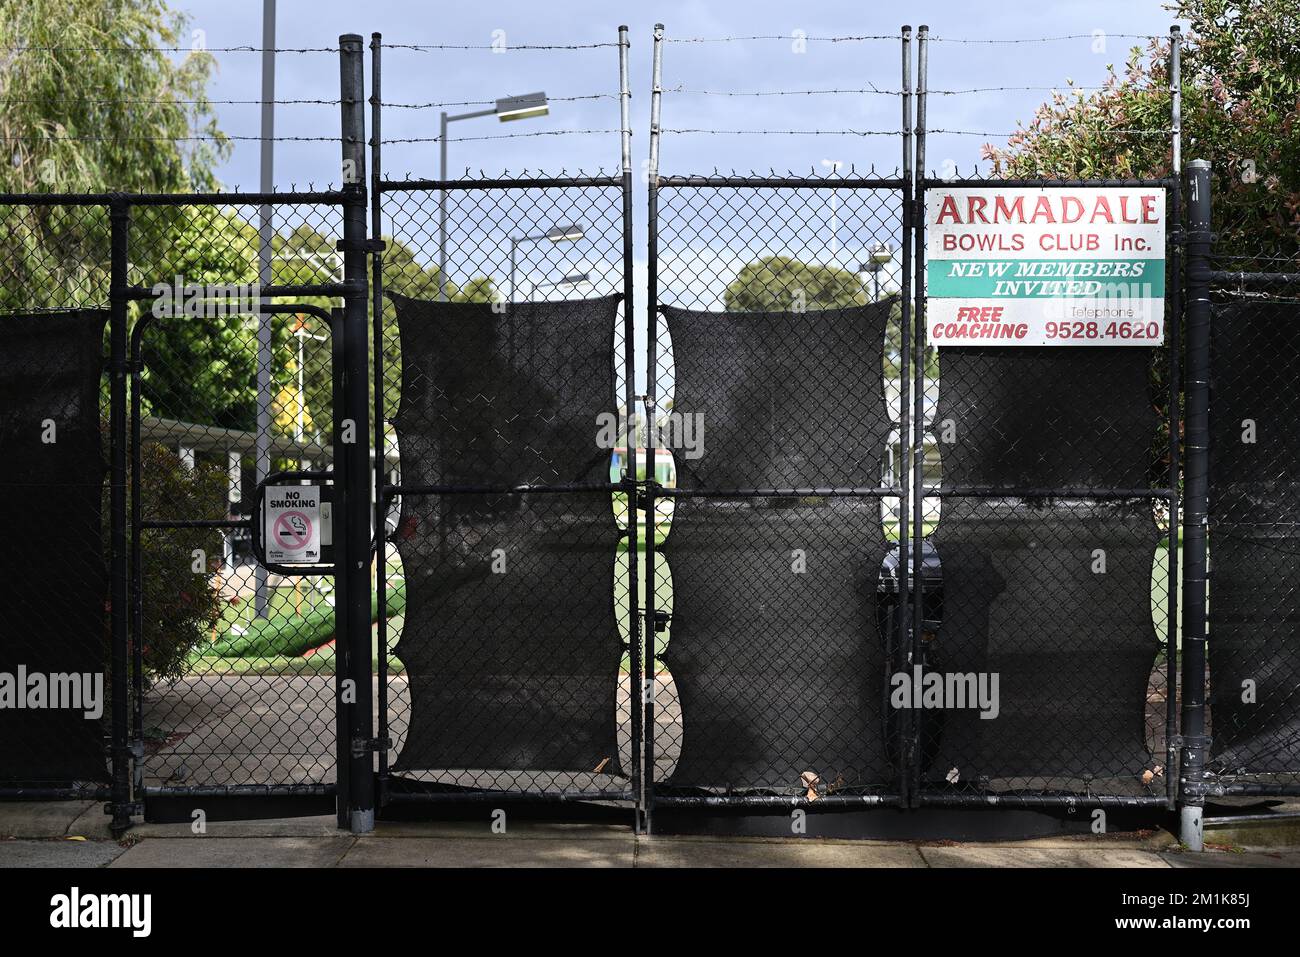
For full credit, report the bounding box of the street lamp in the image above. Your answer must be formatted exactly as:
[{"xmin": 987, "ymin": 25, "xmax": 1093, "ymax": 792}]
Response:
[
  {"xmin": 288, "ymin": 316, "xmax": 328, "ymax": 447},
  {"xmin": 529, "ymin": 270, "xmax": 591, "ymax": 299},
  {"xmin": 439, "ymin": 92, "xmax": 550, "ymax": 300},
  {"xmin": 509, "ymin": 224, "xmax": 585, "ymax": 301},
  {"xmin": 859, "ymin": 242, "xmax": 895, "ymax": 302},
  {"xmin": 822, "ymin": 158, "xmax": 843, "ymax": 261}
]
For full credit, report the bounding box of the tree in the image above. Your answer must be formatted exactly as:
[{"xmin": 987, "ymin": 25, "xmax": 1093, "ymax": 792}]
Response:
[
  {"xmin": 725, "ymin": 255, "xmax": 867, "ymax": 312},
  {"xmin": 984, "ymin": 0, "xmax": 1300, "ymax": 268},
  {"xmin": 0, "ymin": 0, "xmax": 228, "ymax": 311}
]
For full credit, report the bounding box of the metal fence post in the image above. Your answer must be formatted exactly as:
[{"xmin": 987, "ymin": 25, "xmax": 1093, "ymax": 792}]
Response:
[
  {"xmin": 1179, "ymin": 158, "xmax": 1212, "ymax": 850},
  {"xmin": 339, "ymin": 33, "xmax": 375, "ymax": 834},
  {"xmin": 108, "ymin": 196, "xmax": 133, "ymax": 835}
]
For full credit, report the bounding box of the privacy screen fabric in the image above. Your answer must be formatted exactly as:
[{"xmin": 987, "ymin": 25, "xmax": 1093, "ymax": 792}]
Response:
[
  {"xmin": 662, "ymin": 303, "xmax": 892, "ymax": 489},
  {"xmin": 1208, "ymin": 301, "xmax": 1300, "ymax": 772},
  {"xmin": 928, "ymin": 500, "xmax": 1160, "ymax": 780},
  {"xmin": 0, "ymin": 311, "xmax": 109, "ymax": 783},
  {"xmin": 389, "ymin": 295, "xmax": 622, "ymax": 775},
  {"xmin": 937, "ymin": 347, "xmax": 1156, "ymax": 491},
  {"xmin": 663, "ymin": 498, "xmax": 891, "ymax": 790},
  {"xmin": 390, "ymin": 293, "xmax": 619, "ymax": 488},
  {"xmin": 660, "ymin": 304, "xmax": 892, "ymax": 791},
  {"xmin": 930, "ymin": 346, "xmax": 1160, "ymax": 781}
]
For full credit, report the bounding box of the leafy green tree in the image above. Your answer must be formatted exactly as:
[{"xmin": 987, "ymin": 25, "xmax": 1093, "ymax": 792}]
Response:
[
  {"xmin": 0, "ymin": 0, "xmax": 227, "ymax": 310},
  {"xmin": 725, "ymin": 255, "xmax": 867, "ymax": 312},
  {"xmin": 984, "ymin": 0, "xmax": 1300, "ymax": 268}
]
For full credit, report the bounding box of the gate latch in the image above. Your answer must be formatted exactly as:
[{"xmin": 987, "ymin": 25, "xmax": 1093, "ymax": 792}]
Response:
[
  {"xmin": 351, "ymin": 736, "xmax": 393, "ymax": 758},
  {"xmin": 653, "ymin": 610, "xmax": 672, "ymax": 633}
]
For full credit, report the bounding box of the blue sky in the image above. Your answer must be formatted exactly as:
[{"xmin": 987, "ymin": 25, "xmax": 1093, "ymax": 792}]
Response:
[
  {"xmin": 180, "ymin": 0, "xmax": 1183, "ymax": 189},
  {"xmin": 175, "ymin": 1, "xmax": 1184, "ymax": 392}
]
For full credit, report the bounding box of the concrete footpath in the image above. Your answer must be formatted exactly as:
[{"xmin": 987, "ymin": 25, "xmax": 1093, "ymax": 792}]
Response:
[{"xmin": 1, "ymin": 802, "xmax": 1298, "ymax": 868}]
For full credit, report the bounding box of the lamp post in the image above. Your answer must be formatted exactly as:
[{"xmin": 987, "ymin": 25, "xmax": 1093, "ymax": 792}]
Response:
[
  {"xmin": 859, "ymin": 241, "xmax": 895, "ymax": 302},
  {"xmin": 821, "ymin": 158, "xmax": 843, "ymax": 261},
  {"xmin": 509, "ymin": 224, "xmax": 585, "ymax": 301},
  {"xmin": 529, "ymin": 270, "xmax": 591, "ymax": 300},
  {"xmin": 439, "ymin": 92, "xmax": 550, "ymax": 300}
]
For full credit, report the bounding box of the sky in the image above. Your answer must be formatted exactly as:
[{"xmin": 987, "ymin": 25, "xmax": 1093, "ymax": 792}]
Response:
[{"xmin": 174, "ymin": 0, "xmax": 1186, "ymax": 391}]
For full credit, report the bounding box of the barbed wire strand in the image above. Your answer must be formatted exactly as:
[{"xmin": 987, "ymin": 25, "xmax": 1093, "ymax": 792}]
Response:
[{"xmin": 381, "ymin": 42, "xmax": 618, "ymax": 51}]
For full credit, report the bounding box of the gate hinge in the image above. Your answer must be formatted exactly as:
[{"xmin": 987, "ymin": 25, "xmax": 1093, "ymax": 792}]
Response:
[
  {"xmin": 351, "ymin": 736, "xmax": 392, "ymax": 758},
  {"xmin": 104, "ymin": 801, "xmax": 144, "ymax": 818},
  {"xmin": 336, "ymin": 238, "xmax": 386, "ymax": 253},
  {"xmin": 1169, "ymin": 733, "xmax": 1212, "ymax": 750}
]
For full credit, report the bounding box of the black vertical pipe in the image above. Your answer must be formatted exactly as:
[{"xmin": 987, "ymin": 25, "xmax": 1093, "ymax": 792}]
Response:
[
  {"xmin": 643, "ymin": 21, "xmax": 665, "ymax": 835},
  {"xmin": 1179, "ymin": 159, "xmax": 1211, "ymax": 851},
  {"xmin": 896, "ymin": 24, "xmax": 914, "ymax": 805},
  {"xmin": 339, "ymin": 33, "xmax": 375, "ymax": 834},
  {"xmin": 129, "ymin": 320, "xmax": 145, "ymax": 802},
  {"xmin": 617, "ymin": 23, "xmax": 642, "ymax": 830},
  {"xmin": 368, "ymin": 31, "xmax": 390, "ymax": 806},
  {"xmin": 1164, "ymin": 25, "xmax": 1183, "ymax": 806},
  {"xmin": 108, "ymin": 196, "xmax": 132, "ymax": 834},
  {"xmin": 909, "ymin": 24, "xmax": 929, "ymax": 805}
]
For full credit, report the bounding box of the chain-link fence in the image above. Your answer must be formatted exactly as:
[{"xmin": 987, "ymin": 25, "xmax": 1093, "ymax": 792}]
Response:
[
  {"xmin": 372, "ymin": 176, "xmax": 638, "ymax": 804},
  {"xmin": 1204, "ymin": 151, "xmax": 1300, "ymax": 797},
  {"xmin": 646, "ymin": 176, "xmax": 911, "ymax": 809}
]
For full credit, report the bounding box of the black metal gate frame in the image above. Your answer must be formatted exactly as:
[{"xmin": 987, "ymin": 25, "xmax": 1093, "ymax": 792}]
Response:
[{"xmin": 366, "ymin": 31, "xmax": 642, "ymax": 812}]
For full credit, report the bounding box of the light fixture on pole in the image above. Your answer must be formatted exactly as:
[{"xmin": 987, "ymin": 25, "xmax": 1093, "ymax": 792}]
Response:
[
  {"xmin": 529, "ymin": 270, "xmax": 591, "ymax": 299},
  {"xmin": 508, "ymin": 223, "xmax": 585, "ymax": 302},
  {"xmin": 439, "ymin": 92, "xmax": 550, "ymax": 300},
  {"xmin": 859, "ymin": 242, "xmax": 894, "ymax": 302}
]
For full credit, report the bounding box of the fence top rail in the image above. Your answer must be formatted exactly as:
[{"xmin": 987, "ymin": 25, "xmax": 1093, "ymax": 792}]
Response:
[
  {"xmin": 0, "ymin": 190, "xmax": 349, "ymax": 206},
  {"xmin": 378, "ymin": 176, "xmax": 622, "ymax": 193},
  {"xmin": 919, "ymin": 177, "xmax": 1177, "ymax": 189},
  {"xmin": 657, "ymin": 174, "xmax": 909, "ymax": 189}
]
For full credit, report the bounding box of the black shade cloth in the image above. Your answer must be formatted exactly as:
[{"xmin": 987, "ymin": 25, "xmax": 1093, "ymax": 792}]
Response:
[
  {"xmin": 1208, "ymin": 301, "xmax": 1300, "ymax": 772},
  {"xmin": 663, "ymin": 498, "xmax": 891, "ymax": 790},
  {"xmin": 662, "ymin": 303, "xmax": 892, "ymax": 489},
  {"xmin": 389, "ymin": 295, "xmax": 622, "ymax": 775},
  {"xmin": 390, "ymin": 293, "xmax": 620, "ymax": 488},
  {"xmin": 929, "ymin": 346, "xmax": 1161, "ymax": 781},
  {"xmin": 928, "ymin": 499, "xmax": 1160, "ymax": 780},
  {"xmin": 937, "ymin": 347, "xmax": 1156, "ymax": 491},
  {"xmin": 0, "ymin": 311, "xmax": 109, "ymax": 783},
  {"xmin": 660, "ymin": 304, "xmax": 893, "ymax": 790}
]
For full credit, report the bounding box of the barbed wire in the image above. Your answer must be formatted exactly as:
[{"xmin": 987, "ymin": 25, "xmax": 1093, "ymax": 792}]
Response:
[
  {"xmin": 665, "ymin": 84, "xmax": 898, "ymax": 97},
  {"xmin": 663, "ymin": 128, "xmax": 903, "ymax": 136},
  {"xmin": 0, "ymin": 97, "xmax": 343, "ymax": 106},
  {"xmin": 929, "ymin": 33, "xmax": 1166, "ymax": 43},
  {"xmin": 663, "ymin": 34, "xmax": 894, "ymax": 43},
  {"xmin": 1, "ymin": 45, "xmax": 335, "ymax": 53},
  {"xmin": 384, "ymin": 94, "xmax": 618, "ymax": 109},
  {"xmin": 381, "ymin": 42, "xmax": 618, "ymax": 51},
  {"xmin": 0, "ymin": 133, "xmax": 337, "ymax": 142},
  {"xmin": 382, "ymin": 129, "xmax": 620, "ymax": 144},
  {"xmin": 929, "ymin": 127, "xmax": 1175, "ymax": 137}
]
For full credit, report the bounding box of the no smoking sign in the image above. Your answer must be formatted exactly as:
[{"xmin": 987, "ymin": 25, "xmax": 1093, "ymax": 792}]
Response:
[{"xmin": 265, "ymin": 486, "xmax": 321, "ymax": 563}]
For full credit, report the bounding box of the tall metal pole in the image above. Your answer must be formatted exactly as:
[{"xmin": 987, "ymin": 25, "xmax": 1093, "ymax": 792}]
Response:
[
  {"xmin": 339, "ymin": 33, "xmax": 375, "ymax": 834},
  {"xmin": 910, "ymin": 24, "xmax": 929, "ymax": 805},
  {"xmin": 617, "ymin": 22, "xmax": 643, "ymax": 835},
  {"xmin": 1179, "ymin": 159, "xmax": 1212, "ymax": 851},
  {"xmin": 1165, "ymin": 24, "xmax": 1183, "ymax": 806},
  {"xmin": 108, "ymin": 197, "xmax": 132, "ymax": 835},
  {"xmin": 897, "ymin": 23, "xmax": 914, "ymax": 806},
  {"xmin": 438, "ymin": 111, "xmax": 448, "ymax": 300},
  {"xmin": 368, "ymin": 28, "xmax": 392, "ymax": 817},
  {"xmin": 643, "ymin": 21, "xmax": 665, "ymax": 836},
  {"xmin": 254, "ymin": 0, "xmax": 276, "ymax": 618}
]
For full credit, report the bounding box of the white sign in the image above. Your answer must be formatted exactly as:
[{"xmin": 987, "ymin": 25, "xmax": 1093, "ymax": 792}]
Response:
[
  {"xmin": 926, "ymin": 186, "xmax": 1166, "ymax": 346},
  {"xmin": 265, "ymin": 486, "xmax": 321, "ymax": 564}
]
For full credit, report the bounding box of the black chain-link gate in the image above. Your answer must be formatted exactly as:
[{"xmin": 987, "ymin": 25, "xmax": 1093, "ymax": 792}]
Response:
[{"xmin": 5, "ymin": 25, "xmax": 1298, "ymax": 842}]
